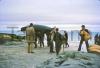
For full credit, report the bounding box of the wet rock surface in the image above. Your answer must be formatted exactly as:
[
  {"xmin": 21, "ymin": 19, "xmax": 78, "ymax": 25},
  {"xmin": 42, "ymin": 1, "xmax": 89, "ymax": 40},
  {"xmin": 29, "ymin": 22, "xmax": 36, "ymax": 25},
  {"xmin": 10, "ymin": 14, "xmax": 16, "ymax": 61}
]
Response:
[{"xmin": 37, "ymin": 51, "xmax": 100, "ymax": 68}]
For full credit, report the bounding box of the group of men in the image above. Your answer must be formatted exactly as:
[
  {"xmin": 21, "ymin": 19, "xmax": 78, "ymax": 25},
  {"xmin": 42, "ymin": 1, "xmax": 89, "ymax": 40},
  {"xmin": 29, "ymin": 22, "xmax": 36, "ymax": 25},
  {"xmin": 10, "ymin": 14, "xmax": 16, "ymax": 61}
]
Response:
[
  {"xmin": 25, "ymin": 23, "xmax": 92, "ymax": 55},
  {"xmin": 25, "ymin": 23, "xmax": 69, "ymax": 55},
  {"xmin": 48, "ymin": 28, "xmax": 69, "ymax": 55}
]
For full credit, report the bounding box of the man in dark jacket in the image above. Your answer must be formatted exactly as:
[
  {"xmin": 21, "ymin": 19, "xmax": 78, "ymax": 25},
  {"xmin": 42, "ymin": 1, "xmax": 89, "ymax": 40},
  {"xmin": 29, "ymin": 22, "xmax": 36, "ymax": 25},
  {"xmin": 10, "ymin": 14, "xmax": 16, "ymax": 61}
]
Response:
[
  {"xmin": 54, "ymin": 28, "xmax": 62, "ymax": 55},
  {"xmin": 78, "ymin": 25, "xmax": 91, "ymax": 52},
  {"xmin": 64, "ymin": 31, "xmax": 69, "ymax": 47},
  {"xmin": 94, "ymin": 33, "xmax": 98, "ymax": 45},
  {"xmin": 38, "ymin": 31, "xmax": 44, "ymax": 47},
  {"xmin": 98, "ymin": 35, "xmax": 100, "ymax": 45}
]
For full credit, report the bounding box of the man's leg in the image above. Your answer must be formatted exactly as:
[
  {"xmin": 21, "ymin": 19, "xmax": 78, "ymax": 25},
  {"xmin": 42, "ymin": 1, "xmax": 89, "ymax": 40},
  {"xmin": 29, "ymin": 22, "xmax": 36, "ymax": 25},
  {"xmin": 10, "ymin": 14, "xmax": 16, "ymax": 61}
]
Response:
[
  {"xmin": 66, "ymin": 42, "xmax": 69, "ymax": 47},
  {"xmin": 39, "ymin": 39, "xmax": 42, "ymax": 47},
  {"xmin": 66, "ymin": 39, "xmax": 69, "ymax": 47},
  {"xmin": 56, "ymin": 43, "xmax": 61, "ymax": 55},
  {"xmin": 34, "ymin": 40, "xmax": 37, "ymax": 48},
  {"xmin": 98, "ymin": 39, "xmax": 100, "ymax": 45},
  {"xmin": 28, "ymin": 43, "xmax": 31, "ymax": 53},
  {"xmin": 56, "ymin": 46, "xmax": 59, "ymax": 55},
  {"xmin": 58, "ymin": 43, "xmax": 61, "ymax": 54},
  {"xmin": 47, "ymin": 41, "xmax": 50, "ymax": 47},
  {"xmin": 34, "ymin": 37, "xmax": 37, "ymax": 48},
  {"xmin": 67, "ymin": 43, "xmax": 69, "ymax": 47},
  {"xmin": 42, "ymin": 41, "xmax": 44, "ymax": 47},
  {"xmin": 41, "ymin": 40, "xmax": 44, "ymax": 47},
  {"xmin": 95, "ymin": 39, "xmax": 96, "ymax": 44},
  {"xmin": 85, "ymin": 41, "xmax": 89, "ymax": 52},
  {"xmin": 30, "ymin": 43, "xmax": 32, "ymax": 53},
  {"xmin": 50, "ymin": 41, "xmax": 54, "ymax": 53},
  {"xmin": 30, "ymin": 43, "xmax": 35, "ymax": 53},
  {"xmin": 55, "ymin": 43, "xmax": 59, "ymax": 55},
  {"xmin": 78, "ymin": 40, "xmax": 83, "ymax": 51}
]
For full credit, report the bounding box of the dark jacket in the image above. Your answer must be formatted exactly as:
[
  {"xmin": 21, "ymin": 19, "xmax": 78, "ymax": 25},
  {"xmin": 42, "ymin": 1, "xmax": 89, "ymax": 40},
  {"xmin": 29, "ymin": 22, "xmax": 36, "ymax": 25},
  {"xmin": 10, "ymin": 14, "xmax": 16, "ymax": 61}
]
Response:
[
  {"xmin": 65, "ymin": 32, "xmax": 68, "ymax": 41},
  {"xmin": 54, "ymin": 32, "xmax": 62, "ymax": 43}
]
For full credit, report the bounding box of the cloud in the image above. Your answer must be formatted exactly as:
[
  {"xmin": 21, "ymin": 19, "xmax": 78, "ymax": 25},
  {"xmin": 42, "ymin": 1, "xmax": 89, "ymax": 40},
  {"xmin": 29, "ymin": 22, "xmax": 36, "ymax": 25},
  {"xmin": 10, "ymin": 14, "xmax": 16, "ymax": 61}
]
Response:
[{"xmin": 0, "ymin": 0, "xmax": 100, "ymax": 24}]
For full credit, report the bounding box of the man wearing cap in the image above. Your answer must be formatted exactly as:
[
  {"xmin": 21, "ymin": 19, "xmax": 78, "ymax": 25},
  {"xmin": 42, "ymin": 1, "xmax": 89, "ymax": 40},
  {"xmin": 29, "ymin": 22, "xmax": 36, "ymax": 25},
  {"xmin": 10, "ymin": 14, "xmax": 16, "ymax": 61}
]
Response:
[
  {"xmin": 26, "ymin": 23, "xmax": 35, "ymax": 53},
  {"xmin": 78, "ymin": 25, "xmax": 91, "ymax": 52},
  {"xmin": 54, "ymin": 28, "xmax": 62, "ymax": 55}
]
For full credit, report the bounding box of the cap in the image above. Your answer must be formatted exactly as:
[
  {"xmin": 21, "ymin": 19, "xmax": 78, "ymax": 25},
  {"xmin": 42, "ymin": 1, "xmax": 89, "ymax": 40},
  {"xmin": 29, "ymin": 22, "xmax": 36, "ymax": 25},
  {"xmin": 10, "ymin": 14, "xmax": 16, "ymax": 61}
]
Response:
[
  {"xmin": 81, "ymin": 25, "xmax": 85, "ymax": 27},
  {"xmin": 29, "ymin": 23, "xmax": 33, "ymax": 26}
]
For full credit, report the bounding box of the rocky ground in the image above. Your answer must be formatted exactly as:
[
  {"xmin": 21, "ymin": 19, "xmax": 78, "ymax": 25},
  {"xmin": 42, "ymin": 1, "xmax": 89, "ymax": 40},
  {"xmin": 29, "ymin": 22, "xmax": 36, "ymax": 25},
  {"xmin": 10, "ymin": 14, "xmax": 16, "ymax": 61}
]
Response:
[
  {"xmin": 37, "ymin": 51, "xmax": 100, "ymax": 68},
  {"xmin": 0, "ymin": 41, "xmax": 100, "ymax": 68},
  {"xmin": 0, "ymin": 41, "xmax": 56, "ymax": 68}
]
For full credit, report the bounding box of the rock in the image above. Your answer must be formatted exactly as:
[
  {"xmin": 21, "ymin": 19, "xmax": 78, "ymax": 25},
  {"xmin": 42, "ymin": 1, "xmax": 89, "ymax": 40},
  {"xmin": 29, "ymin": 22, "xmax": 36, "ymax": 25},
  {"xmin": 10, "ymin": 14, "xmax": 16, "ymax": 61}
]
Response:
[{"xmin": 36, "ymin": 51, "xmax": 100, "ymax": 68}]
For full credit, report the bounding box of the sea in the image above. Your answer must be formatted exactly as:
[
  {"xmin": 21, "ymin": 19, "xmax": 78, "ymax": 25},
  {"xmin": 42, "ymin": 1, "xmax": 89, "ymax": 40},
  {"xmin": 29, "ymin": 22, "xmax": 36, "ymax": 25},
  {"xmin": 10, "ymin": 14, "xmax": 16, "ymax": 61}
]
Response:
[{"xmin": 0, "ymin": 23, "xmax": 100, "ymax": 45}]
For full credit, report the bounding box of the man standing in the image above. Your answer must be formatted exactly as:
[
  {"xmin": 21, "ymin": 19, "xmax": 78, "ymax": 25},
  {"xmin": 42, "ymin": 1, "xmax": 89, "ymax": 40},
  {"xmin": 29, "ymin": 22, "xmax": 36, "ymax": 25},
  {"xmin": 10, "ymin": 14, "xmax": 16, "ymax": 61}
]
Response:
[
  {"xmin": 38, "ymin": 31, "xmax": 44, "ymax": 47},
  {"xmin": 49, "ymin": 32, "xmax": 55, "ymax": 53},
  {"xmin": 94, "ymin": 34, "xmax": 98, "ymax": 44},
  {"xmin": 54, "ymin": 28, "xmax": 62, "ymax": 55},
  {"xmin": 98, "ymin": 35, "xmax": 100, "ymax": 45},
  {"xmin": 78, "ymin": 25, "xmax": 91, "ymax": 52},
  {"xmin": 64, "ymin": 31, "xmax": 69, "ymax": 47},
  {"xmin": 26, "ymin": 23, "xmax": 35, "ymax": 53}
]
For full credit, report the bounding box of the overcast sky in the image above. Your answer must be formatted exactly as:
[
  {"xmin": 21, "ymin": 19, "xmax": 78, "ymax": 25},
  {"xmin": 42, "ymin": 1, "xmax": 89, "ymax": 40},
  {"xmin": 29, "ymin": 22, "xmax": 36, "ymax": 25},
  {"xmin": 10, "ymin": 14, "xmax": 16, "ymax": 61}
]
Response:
[
  {"xmin": 0, "ymin": 0, "xmax": 100, "ymax": 31},
  {"xmin": 0, "ymin": 0, "xmax": 100, "ymax": 23}
]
